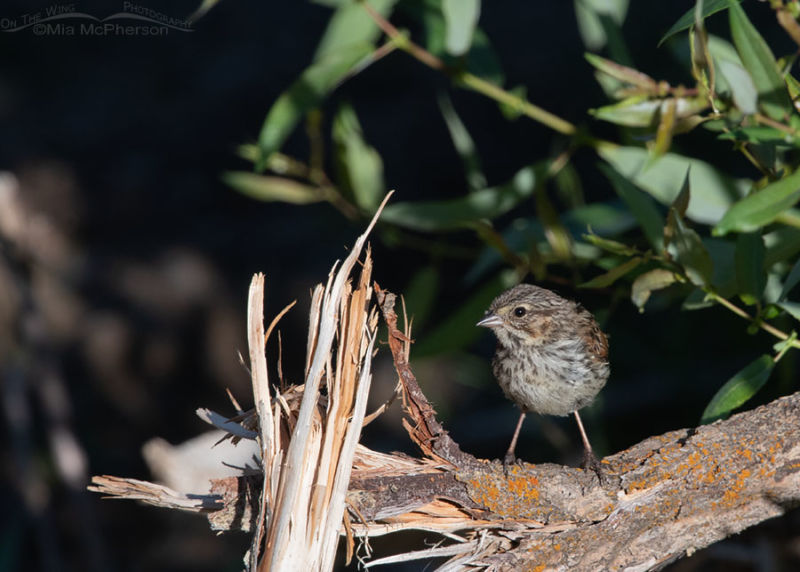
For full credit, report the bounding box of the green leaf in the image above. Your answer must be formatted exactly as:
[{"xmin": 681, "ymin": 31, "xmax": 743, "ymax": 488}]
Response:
[
  {"xmin": 381, "ymin": 164, "xmax": 543, "ymax": 231},
  {"xmin": 583, "ymin": 232, "xmax": 637, "ymax": 256},
  {"xmin": 313, "ymin": 0, "xmax": 397, "ymax": 61},
  {"xmin": 599, "ymin": 145, "xmax": 748, "ymax": 225},
  {"xmin": 764, "ymin": 227, "xmax": 800, "ymax": 267},
  {"xmin": 442, "ymin": 0, "xmax": 481, "ymax": 56},
  {"xmin": 713, "ymin": 168, "xmax": 800, "ymax": 235},
  {"xmin": 777, "ymin": 301, "xmax": 800, "ymax": 322},
  {"xmin": 717, "ymin": 126, "xmax": 795, "ymax": 144},
  {"xmin": 717, "ymin": 59, "xmax": 758, "ymax": 114},
  {"xmin": 564, "ymin": 202, "xmax": 636, "ymax": 236},
  {"xmin": 665, "ymin": 208, "xmax": 714, "ymax": 286},
  {"xmin": 589, "ymin": 96, "xmax": 708, "ymax": 129},
  {"xmin": 223, "ymin": 172, "xmax": 325, "ymax": 204},
  {"xmin": 689, "ymin": 0, "xmax": 714, "ymax": 94},
  {"xmin": 735, "ymin": 232, "xmax": 766, "ymax": 302},
  {"xmin": 707, "ymin": 33, "xmax": 742, "ymax": 64},
  {"xmin": 332, "ymin": 103, "xmax": 385, "ymax": 211},
  {"xmin": 652, "ymin": 98, "xmax": 677, "ymax": 160},
  {"xmin": 701, "ymin": 355, "xmax": 774, "ymax": 423},
  {"xmin": 438, "ymin": 93, "xmax": 486, "ymax": 191},
  {"xmin": 672, "ymin": 168, "xmax": 691, "ymax": 217},
  {"xmin": 779, "ymin": 258, "xmax": 800, "ymax": 301},
  {"xmin": 707, "ymin": 34, "xmax": 743, "ymax": 94},
  {"xmin": 786, "ymin": 72, "xmax": 800, "ymax": 103},
  {"xmin": 421, "ymin": 1, "xmax": 503, "ymax": 84},
  {"xmin": 729, "ymin": 2, "xmax": 793, "ymax": 121},
  {"xmin": 590, "ymin": 97, "xmax": 660, "ymax": 127},
  {"xmin": 660, "ymin": 0, "xmax": 740, "ymax": 47},
  {"xmin": 772, "ymin": 330, "xmax": 799, "ymax": 356},
  {"xmin": 598, "ymin": 162, "xmax": 665, "ymax": 250},
  {"xmin": 584, "ymin": 53, "xmax": 657, "ymax": 90},
  {"xmin": 423, "ymin": 0, "xmax": 449, "ymax": 55},
  {"xmin": 705, "ymin": 237, "xmax": 738, "ymax": 297},
  {"xmin": 631, "ymin": 268, "xmax": 677, "ymax": 311},
  {"xmin": 256, "ymin": 43, "xmax": 373, "ymax": 168},
  {"xmin": 575, "ymin": 0, "xmax": 630, "ymax": 51},
  {"xmin": 579, "ymin": 256, "xmax": 642, "ymax": 289}
]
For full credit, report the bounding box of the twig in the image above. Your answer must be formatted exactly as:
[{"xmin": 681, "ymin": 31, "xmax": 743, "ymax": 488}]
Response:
[
  {"xmin": 359, "ymin": 1, "xmax": 576, "ymax": 136},
  {"xmin": 709, "ymin": 291, "xmax": 800, "ymax": 349}
]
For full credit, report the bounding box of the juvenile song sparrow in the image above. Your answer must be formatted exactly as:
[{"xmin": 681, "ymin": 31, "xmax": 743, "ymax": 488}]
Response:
[{"xmin": 477, "ymin": 284, "xmax": 609, "ymax": 468}]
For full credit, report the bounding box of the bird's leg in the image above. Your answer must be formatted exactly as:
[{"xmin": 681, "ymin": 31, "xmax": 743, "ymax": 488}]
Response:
[
  {"xmin": 573, "ymin": 410, "xmax": 602, "ymax": 478},
  {"xmin": 504, "ymin": 411, "xmax": 526, "ymax": 465}
]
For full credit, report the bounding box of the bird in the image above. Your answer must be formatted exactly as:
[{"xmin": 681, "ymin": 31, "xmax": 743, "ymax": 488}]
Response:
[{"xmin": 477, "ymin": 283, "xmax": 609, "ymax": 470}]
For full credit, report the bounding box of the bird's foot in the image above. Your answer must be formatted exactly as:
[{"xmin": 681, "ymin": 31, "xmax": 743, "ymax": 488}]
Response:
[
  {"xmin": 581, "ymin": 449, "xmax": 605, "ymax": 483},
  {"xmin": 502, "ymin": 452, "xmax": 524, "ymax": 475}
]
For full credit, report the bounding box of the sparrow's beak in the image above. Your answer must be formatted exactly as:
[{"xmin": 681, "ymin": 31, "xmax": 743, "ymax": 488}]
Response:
[{"xmin": 476, "ymin": 313, "xmax": 503, "ymax": 328}]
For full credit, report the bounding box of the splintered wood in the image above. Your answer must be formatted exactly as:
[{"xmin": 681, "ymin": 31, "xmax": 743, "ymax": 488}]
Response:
[
  {"xmin": 249, "ymin": 202, "xmax": 383, "ymax": 571},
  {"xmin": 90, "ymin": 196, "xmax": 389, "ymax": 572}
]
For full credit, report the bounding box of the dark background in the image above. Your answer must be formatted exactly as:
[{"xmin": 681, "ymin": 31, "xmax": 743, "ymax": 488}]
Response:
[{"xmin": 1, "ymin": 1, "xmax": 798, "ymax": 570}]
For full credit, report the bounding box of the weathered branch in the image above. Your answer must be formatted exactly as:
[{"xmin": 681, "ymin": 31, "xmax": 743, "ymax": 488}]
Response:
[
  {"xmin": 347, "ymin": 293, "xmax": 800, "ymax": 570},
  {"xmin": 89, "ymin": 217, "xmax": 800, "ymax": 571}
]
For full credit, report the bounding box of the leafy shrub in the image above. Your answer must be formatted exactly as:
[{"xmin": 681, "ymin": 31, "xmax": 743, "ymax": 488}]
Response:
[{"xmin": 226, "ymin": 0, "xmax": 800, "ymax": 424}]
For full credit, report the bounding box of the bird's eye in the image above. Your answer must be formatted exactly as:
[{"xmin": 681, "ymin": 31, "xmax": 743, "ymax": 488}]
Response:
[{"xmin": 513, "ymin": 306, "xmax": 527, "ymax": 317}]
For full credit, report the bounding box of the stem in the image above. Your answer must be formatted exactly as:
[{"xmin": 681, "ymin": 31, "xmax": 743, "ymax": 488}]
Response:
[
  {"xmin": 775, "ymin": 209, "xmax": 800, "ymax": 230},
  {"xmin": 341, "ymin": 38, "xmax": 399, "ymax": 84},
  {"xmin": 360, "ymin": 0, "xmax": 576, "ymax": 136},
  {"xmin": 774, "ymin": 331, "xmax": 798, "ymax": 363},
  {"xmin": 709, "ymin": 292, "xmax": 800, "ymax": 349},
  {"xmin": 473, "ymin": 221, "xmax": 527, "ymax": 269},
  {"xmin": 457, "ymin": 73, "xmax": 576, "ymax": 135},
  {"xmin": 320, "ymin": 186, "xmax": 360, "ymax": 220},
  {"xmin": 754, "ymin": 112, "xmax": 800, "ymax": 137},
  {"xmin": 737, "ymin": 143, "xmax": 772, "ymax": 178},
  {"xmin": 361, "ymin": 1, "xmax": 446, "ymax": 71}
]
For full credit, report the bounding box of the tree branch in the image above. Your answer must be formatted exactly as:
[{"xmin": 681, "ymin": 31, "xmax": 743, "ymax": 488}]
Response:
[{"xmin": 89, "ymin": 280, "xmax": 800, "ymax": 570}]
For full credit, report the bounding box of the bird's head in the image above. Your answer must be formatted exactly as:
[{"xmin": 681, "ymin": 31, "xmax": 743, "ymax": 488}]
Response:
[{"xmin": 476, "ymin": 284, "xmax": 567, "ymax": 347}]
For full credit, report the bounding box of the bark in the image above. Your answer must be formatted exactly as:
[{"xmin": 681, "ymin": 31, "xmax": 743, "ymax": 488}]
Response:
[{"xmin": 343, "ymin": 393, "xmax": 800, "ymax": 570}]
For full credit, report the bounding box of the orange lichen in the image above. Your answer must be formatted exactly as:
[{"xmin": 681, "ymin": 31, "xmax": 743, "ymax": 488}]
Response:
[
  {"xmin": 507, "ymin": 475, "xmax": 540, "ymax": 500},
  {"xmin": 626, "ymin": 478, "xmax": 650, "ymax": 493},
  {"xmin": 459, "ymin": 468, "xmax": 543, "ymax": 517},
  {"xmin": 718, "ymin": 468, "xmax": 752, "ymax": 508},
  {"xmin": 758, "ymin": 466, "xmax": 776, "ymax": 478}
]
